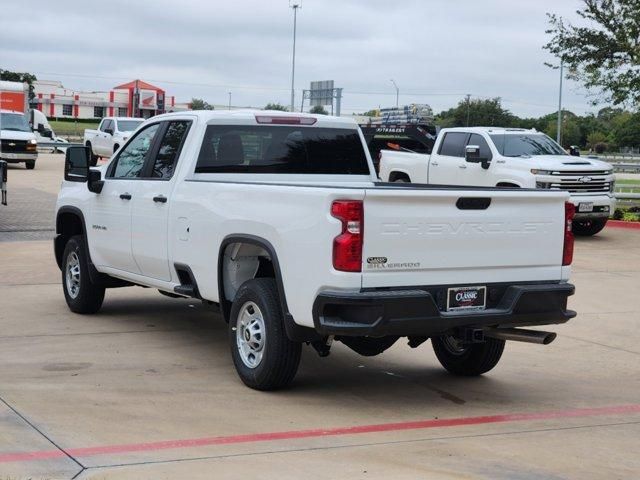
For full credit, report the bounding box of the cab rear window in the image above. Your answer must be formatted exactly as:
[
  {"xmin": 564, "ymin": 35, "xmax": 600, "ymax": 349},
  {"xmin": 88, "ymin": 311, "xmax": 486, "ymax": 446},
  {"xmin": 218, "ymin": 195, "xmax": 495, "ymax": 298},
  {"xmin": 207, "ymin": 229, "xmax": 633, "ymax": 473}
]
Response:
[{"xmin": 195, "ymin": 126, "xmax": 369, "ymax": 174}]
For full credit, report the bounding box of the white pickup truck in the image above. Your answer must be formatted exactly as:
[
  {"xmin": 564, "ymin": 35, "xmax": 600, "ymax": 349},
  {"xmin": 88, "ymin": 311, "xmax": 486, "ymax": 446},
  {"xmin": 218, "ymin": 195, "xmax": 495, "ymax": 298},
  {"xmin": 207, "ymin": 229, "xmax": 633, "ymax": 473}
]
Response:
[
  {"xmin": 56, "ymin": 111, "xmax": 576, "ymax": 390},
  {"xmin": 380, "ymin": 127, "xmax": 616, "ymax": 236},
  {"xmin": 84, "ymin": 117, "xmax": 143, "ymax": 165}
]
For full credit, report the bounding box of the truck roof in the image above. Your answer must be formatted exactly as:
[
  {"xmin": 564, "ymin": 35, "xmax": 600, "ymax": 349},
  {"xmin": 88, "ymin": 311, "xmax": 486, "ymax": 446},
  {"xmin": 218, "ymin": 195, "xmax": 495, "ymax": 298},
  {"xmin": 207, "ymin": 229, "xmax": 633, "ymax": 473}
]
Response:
[
  {"xmin": 106, "ymin": 117, "xmax": 145, "ymax": 121},
  {"xmin": 443, "ymin": 127, "xmax": 539, "ymax": 135},
  {"xmin": 152, "ymin": 110, "xmax": 359, "ymax": 129},
  {"xmin": 0, "ymin": 109, "xmax": 25, "ymax": 114}
]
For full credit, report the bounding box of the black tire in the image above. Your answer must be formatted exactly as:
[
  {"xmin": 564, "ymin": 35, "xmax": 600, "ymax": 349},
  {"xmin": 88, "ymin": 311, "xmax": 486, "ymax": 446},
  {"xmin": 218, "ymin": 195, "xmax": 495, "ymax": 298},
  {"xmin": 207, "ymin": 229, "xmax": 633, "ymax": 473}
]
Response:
[
  {"xmin": 573, "ymin": 218, "xmax": 607, "ymax": 236},
  {"xmin": 392, "ymin": 175, "xmax": 410, "ymax": 183},
  {"xmin": 432, "ymin": 335, "xmax": 505, "ymax": 376},
  {"xmin": 25, "ymin": 160, "xmax": 35, "ymax": 170},
  {"xmin": 86, "ymin": 142, "xmax": 99, "ymax": 167},
  {"xmin": 61, "ymin": 235, "xmax": 105, "ymax": 314},
  {"xmin": 229, "ymin": 278, "xmax": 301, "ymax": 390}
]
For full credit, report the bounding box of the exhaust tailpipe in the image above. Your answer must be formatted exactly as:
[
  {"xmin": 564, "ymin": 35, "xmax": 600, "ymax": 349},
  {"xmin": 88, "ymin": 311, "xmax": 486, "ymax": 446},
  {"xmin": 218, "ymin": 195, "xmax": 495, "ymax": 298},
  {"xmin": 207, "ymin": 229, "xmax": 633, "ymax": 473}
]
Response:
[{"xmin": 484, "ymin": 328, "xmax": 557, "ymax": 345}]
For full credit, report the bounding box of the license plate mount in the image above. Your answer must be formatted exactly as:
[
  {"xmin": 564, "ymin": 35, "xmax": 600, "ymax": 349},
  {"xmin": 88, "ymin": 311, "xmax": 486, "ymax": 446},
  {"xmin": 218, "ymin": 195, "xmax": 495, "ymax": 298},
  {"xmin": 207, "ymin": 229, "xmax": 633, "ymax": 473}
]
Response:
[
  {"xmin": 447, "ymin": 286, "xmax": 487, "ymax": 312},
  {"xmin": 578, "ymin": 202, "xmax": 594, "ymax": 213}
]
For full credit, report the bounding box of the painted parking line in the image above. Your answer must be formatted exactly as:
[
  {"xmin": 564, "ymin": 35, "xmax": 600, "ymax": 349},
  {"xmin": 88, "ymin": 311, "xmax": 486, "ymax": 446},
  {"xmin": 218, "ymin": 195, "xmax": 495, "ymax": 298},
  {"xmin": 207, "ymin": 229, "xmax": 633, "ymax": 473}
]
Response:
[{"xmin": 2, "ymin": 404, "xmax": 639, "ymax": 464}]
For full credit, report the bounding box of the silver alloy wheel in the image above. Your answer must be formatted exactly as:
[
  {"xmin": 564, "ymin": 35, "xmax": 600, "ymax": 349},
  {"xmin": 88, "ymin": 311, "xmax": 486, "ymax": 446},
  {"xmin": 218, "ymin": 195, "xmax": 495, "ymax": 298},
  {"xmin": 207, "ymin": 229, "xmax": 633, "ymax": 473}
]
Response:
[
  {"xmin": 236, "ymin": 301, "xmax": 266, "ymax": 369},
  {"xmin": 440, "ymin": 335, "xmax": 467, "ymax": 355},
  {"xmin": 65, "ymin": 251, "xmax": 81, "ymax": 299}
]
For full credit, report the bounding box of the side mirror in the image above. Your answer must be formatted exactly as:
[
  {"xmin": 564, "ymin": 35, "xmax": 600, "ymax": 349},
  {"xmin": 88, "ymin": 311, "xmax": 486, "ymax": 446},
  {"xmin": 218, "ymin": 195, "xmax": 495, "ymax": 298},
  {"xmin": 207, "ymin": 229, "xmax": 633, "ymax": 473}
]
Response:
[
  {"xmin": 88, "ymin": 169, "xmax": 104, "ymax": 194},
  {"xmin": 105, "ymin": 128, "xmax": 114, "ymax": 135},
  {"xmin": 465, "ymin": 145, "xmax": 480, "ymax": 162},
  {"xmin": 465, "ymin": 145, "xmax": 491, "ymax": 170},
  {"xmin": 36, "ymin": 123, "xmax": 46, "ymax": 133},
  {"xmin": 64, "ymin": 146, "xmax": 90, "ymax": 182},
  {"xmin": 43, "ymin": 129, "xmax": 53, "ymax": 139}
]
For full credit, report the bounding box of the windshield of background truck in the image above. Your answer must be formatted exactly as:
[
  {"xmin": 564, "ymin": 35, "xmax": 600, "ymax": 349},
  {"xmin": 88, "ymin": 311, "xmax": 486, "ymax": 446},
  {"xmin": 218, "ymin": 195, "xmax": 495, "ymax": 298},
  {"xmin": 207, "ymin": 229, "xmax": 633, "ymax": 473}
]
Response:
[
  {"xmin": 0, "ymin": 113, "xmax": 31, "ymax": 132},
  {"xmin": 116, "ymin": 120, "xmax": 143, "ymax": 132},
  {"xmin": 489, "ymin": 133, "xmax": 566, "ymax": 157}
]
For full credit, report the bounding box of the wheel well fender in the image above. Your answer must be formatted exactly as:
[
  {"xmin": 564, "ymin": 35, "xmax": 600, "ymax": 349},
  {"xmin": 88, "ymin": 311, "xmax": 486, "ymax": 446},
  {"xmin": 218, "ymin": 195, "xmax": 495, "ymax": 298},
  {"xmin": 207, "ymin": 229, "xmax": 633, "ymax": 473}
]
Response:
[
  {"xmin": 389, "ymin": 171, "xmax": 411, "ymax": 182},
  {"xmin": 218, "ymin": 234, "xmax": 319, "ymax": 342}
]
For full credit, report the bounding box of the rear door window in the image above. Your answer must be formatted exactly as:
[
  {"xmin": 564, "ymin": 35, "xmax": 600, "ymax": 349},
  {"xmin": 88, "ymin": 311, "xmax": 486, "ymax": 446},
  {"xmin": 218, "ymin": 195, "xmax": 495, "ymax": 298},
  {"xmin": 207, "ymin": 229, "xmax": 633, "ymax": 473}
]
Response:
[
  {"xmin": 438, "ymin": 132, "xmax": 468, "ymax": 157},
  {"xmin": 195, "ymin": 126, "xmax": 369, "ymax": 174}
]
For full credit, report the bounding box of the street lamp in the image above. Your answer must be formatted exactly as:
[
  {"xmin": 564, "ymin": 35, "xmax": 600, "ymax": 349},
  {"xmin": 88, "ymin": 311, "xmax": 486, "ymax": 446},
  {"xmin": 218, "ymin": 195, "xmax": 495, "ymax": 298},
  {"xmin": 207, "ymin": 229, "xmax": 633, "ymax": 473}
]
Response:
[
  {"xmin": 390, "ymin": 79, "xmax": 399, "ymax": 108},
  {"xmin": 557, "ymin": 60, "xmax": 564, "ymax": 145},
  {"xmin": 289, "ymin": 1, "xmax": 301, "ymax": 112},
  {"xmin": 228, "ymin": 91, "xmax": 232, "ymax": 111}
]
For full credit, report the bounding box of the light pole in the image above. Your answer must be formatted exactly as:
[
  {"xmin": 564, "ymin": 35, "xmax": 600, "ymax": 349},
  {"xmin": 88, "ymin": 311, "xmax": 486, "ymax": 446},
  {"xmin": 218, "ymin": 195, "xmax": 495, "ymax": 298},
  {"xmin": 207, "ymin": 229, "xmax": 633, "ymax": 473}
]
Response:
[
  {"xmin": 556, "ymin": 60, "xmax": 564, "ymax": 145},
  {"xmin": 290, "ymin": 1, "xmax": 301, "ymax": 112},
  {"xmin": 228, "ymin": 91, "xmax": 232, "ymax": 110},
  {"xmin": 390, "ymin": 79, "xmax": 399, "ymax": 108}
]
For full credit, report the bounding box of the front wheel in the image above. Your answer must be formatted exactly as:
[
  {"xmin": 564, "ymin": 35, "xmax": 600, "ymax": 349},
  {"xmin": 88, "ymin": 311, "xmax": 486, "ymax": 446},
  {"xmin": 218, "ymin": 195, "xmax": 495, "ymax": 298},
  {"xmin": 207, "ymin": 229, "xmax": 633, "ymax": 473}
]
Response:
[
  {"xmin": 86, "ymin": 143, "xmax": 99, "ymax": 166},
  {"xmin": 573, "ymin": 218, "xmax": 607, "ymax": 236},
  {"xmin": 229, "ymin": 278, "xmax": 301, "ymax": 390},
  {"xmin": 432, "ymin": 335, "xmax": 505, "ymax": 376},
  {"xmin": 62, "ymin": 236, "xmax": 105, "ymax": 313},
  {"xmin": 25, "ymin": 160, "xmax": 35, "ymax": 170}
]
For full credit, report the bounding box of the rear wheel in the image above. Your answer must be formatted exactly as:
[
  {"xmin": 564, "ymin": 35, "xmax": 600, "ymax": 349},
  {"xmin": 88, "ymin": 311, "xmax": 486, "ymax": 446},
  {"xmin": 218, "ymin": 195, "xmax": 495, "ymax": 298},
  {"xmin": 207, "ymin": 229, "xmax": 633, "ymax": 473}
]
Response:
[
  {"xmin": 229, "ymin": 278, "xmax": 301, "ymax": 390},
  {"xmin": 86, "ymin": 142, "xmax": 99, "ymax": 166},
  {"xmin": 432, "ymin": 335, "xmax": 505, "ymax": 376},
  {"xmin": 62, "ymin": 236, "xmax": 105, "ymax": 313},
  {"xmin": 25, "ymin": 160, "xmax": 35, "ymax": 170},
  {"xmin": 573, "ymin": 218, "xmax": 607, "ymax": 236}
]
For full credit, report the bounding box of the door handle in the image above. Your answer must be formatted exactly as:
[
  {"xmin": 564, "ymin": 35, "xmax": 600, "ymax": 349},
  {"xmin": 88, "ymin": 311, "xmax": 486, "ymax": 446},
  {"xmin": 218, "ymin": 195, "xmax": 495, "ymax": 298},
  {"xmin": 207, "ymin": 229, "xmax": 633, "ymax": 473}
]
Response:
[
  {"xmin": 153, "ymin": 195, "xmax": 167, "ymax": 203},
  {"xmin": 458, "ymin": 164, "xmax": 467, "ymax": 169},
  {"xmin": 431, "ymin": 162, "xmax": 439, "ymax": 166},
  {"xmin": 119, "ymin": 193, "xmax": 132, "ymax": 200}
]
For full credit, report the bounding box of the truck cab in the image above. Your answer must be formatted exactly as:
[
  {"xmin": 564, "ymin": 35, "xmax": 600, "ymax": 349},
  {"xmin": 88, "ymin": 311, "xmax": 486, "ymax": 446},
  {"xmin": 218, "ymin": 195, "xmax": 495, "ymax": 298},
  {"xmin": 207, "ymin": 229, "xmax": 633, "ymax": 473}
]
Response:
[{"xmin": 84, "ymin": 117, "xmax": 144, "ymax": 163}]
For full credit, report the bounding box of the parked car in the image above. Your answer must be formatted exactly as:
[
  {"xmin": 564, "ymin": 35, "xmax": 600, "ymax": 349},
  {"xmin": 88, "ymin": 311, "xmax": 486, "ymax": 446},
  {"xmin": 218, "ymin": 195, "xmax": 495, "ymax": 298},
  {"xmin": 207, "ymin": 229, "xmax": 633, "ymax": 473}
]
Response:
[
  {"xmin": 84, "ymin": 117, "xmax": 143, "ymax": 165},
  {"xmin": 379, "ymin": 127, "xmax": 616, "ymax": 236},
  {"xmin": 0, "ymin": 109, "xmax": 38, "ymax": 170},
  {"xmin": 55, "ymin": 111, "xmax": 576, "ymax": 390}
]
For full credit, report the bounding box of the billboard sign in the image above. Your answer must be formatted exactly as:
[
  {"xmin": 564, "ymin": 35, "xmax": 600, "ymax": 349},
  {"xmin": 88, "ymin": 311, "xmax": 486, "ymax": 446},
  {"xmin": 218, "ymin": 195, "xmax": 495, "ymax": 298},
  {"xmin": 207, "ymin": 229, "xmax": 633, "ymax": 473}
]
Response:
[
  {"xmin": 0, "ymin": 91, "xmax": 27, "ymax": 113},
  {"xmin": 309, "ymin": 80, "xmax": 334, "ymax": 107}
]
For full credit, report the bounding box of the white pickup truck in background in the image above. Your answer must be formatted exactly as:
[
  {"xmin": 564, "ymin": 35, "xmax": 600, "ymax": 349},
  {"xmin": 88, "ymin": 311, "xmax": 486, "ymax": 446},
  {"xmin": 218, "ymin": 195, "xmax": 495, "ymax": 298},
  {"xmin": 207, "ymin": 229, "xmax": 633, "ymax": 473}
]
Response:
[
  {"xmin": 84, "ymin": 117, "xmax": 143, "ymax": 165},
  {"xmin": 380, "ymin": 127, "xmax": 616, "ymax": 236},
  {"xmin": 56, "ymin": 111, "xmax": 576, "ymax": 390}
]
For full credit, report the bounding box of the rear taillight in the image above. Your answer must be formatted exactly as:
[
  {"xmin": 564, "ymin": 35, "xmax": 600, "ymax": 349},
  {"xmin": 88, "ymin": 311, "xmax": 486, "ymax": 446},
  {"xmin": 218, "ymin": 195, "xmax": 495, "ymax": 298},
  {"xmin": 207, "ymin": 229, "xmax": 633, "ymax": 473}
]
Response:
[
  {"xmin": 254, "ymin": 115, "xmax": 317, "ymax": 125},
  {"xmin": 563, "ymin": 202, "xmax": 575, "ymax": 266},
  {"xmin": 331, "ymin": 200, "xmax": 363, "ymax": 272}
]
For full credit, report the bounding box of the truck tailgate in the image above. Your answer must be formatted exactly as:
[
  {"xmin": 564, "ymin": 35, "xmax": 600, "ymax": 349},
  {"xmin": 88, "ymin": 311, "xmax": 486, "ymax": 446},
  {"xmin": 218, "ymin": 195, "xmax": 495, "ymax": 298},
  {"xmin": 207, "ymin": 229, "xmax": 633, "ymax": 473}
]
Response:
[{"xmin": 362, "ymin": 187, "xmax": 568, "ymax": 288}]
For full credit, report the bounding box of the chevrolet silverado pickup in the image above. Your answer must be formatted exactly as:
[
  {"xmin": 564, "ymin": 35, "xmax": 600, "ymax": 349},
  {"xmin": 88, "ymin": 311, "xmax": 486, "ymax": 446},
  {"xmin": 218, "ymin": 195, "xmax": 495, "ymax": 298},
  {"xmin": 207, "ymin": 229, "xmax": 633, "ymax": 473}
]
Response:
[
  {"xmin": 84, "ymin": 116, "xmax": 143, "ymax": 165},
  {"xmin": 380, "ymin": 127, "xmax": 615, "ymax": 236},
  {"xmin": 55, "ymin": 111, "xmax": 576, "ymax": 390}
]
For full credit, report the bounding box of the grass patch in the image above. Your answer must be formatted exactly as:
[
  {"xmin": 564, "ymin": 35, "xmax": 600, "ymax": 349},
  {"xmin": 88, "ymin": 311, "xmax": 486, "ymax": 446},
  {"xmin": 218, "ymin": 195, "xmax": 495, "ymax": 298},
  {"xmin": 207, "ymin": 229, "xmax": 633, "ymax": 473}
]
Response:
[{"xmin": 49, "ymin": 120, "xmax": 99, "ymax": 137}]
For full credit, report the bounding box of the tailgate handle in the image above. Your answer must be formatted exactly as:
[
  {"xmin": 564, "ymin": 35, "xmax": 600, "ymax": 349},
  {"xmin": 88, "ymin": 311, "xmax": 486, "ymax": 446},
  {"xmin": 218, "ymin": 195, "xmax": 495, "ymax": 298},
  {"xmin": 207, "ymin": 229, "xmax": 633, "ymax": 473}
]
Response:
[{"xmin": 456, "ymin": 197, "xmax": 491, "ymax": 210}]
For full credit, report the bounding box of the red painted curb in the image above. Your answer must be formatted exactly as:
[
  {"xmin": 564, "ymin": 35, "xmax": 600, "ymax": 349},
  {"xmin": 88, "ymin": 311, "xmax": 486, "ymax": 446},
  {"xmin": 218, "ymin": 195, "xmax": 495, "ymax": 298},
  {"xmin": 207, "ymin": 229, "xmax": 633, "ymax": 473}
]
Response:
[
  {"xmin": 608, "ymin": 220, "xmax": 640, "ymax": 230},
  {"xmin": 1, "ymin": 404, "xmax": 639, "ymax": 464}
]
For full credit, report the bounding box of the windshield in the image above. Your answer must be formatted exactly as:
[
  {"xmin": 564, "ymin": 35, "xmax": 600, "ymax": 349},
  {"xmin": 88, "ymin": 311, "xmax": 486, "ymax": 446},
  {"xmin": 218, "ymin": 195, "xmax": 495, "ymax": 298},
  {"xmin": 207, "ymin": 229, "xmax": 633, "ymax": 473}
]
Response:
[
  {"xmin": 116, "ymin": 120, "xmax": 143, "ymax": 132},
  {"xmin": 489, "ymin": 134, "xmax": 566, "ymax": 157},
  {"xmin": 0, "ymin": 113, "xmax": 31, "ymax": 132}
]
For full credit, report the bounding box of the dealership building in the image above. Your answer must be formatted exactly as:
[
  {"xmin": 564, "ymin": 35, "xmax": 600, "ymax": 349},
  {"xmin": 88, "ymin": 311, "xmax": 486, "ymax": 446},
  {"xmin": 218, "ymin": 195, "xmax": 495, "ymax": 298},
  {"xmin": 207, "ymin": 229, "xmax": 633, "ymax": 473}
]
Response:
[{"xmin": 32, "ymin": 79, "xmax": 182, "ymax": 120}]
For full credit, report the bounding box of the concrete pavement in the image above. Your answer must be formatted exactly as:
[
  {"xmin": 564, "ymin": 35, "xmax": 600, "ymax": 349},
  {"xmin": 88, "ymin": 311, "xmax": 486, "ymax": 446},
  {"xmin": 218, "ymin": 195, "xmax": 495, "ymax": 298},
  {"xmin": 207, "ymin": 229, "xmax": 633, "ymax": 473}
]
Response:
[{"xmin": 0, "ymin": 154, "xmax": 638, "ymax": 479}]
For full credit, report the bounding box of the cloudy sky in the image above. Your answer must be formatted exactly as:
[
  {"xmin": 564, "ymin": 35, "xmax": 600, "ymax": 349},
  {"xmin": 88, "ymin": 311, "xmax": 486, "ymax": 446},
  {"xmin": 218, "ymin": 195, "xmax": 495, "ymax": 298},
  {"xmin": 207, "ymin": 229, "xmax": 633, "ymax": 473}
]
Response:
[{"xmin": 2, "ymin": 0, "xmax": 596, "ymax": 117}]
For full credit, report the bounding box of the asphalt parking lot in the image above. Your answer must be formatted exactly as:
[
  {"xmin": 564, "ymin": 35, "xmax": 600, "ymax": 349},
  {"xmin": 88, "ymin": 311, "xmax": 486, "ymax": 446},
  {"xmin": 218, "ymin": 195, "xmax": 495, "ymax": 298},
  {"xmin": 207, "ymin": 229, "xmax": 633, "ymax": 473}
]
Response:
[{"xmin": 1, "ymin": 154, "xmax": 639, "ymax": 479}]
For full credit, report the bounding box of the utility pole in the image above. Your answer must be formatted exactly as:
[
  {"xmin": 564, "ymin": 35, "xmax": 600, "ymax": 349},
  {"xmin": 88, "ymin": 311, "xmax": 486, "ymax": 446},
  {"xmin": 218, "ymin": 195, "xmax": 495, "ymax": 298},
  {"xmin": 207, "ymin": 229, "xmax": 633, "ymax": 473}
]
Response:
[
  {"xmin": 557, "ymin": 60, "xmax": 563, "ymax": 145},
  {"xmin": 228, "ymin": 92, "xmax": 232, "ymax": 110},
  {"xmin": 390, "ymin": 79, "xmax": 399, "ymax": 108},
  {"xmin": 289, "ymin": 2, "xmax": 301, "ymax": 112},
  {"xmin": 465, "ymin": 94, "xmax": 471, "ymax": 126}
]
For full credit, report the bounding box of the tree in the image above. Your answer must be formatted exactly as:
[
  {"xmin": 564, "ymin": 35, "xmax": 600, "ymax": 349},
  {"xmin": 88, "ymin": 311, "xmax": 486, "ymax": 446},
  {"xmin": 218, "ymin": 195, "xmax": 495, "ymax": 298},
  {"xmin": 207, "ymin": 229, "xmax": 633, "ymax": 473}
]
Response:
[
  {"xmin": 437, "ymin": 98, "xmax": 515, "ymax": 128},
  {"xmin": 190, "ymin": 98, "xmax": 214, "ymax": 110},
  {"xmin": 309, "ymin": 105, "xmax": 328, "ymax": 115},
  {"xmin": 544, "ymin": 0, "xmax": 640, "ymax": 106},
  {"xmin": 0, "ymin": 68, "xmax": 37, "ymax": 101},
  {"xmin": 613, "ymin": 112, "xmax": 640, "ymax": 148},
  {"xmin": 264, "ymin": 103, "xmax": 288, "ymax": 111}
]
